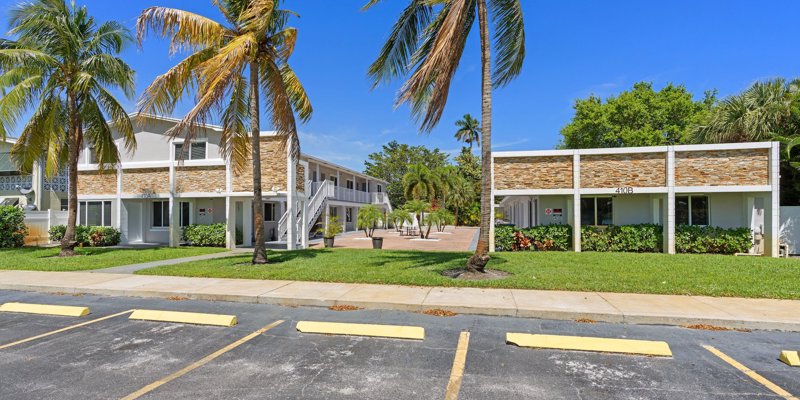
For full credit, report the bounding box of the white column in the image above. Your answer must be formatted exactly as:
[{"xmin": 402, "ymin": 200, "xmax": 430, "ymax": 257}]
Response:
[
  {"xmin": 243, "ymin": 199, "xmax": 253, "ymax": 247},
  {"xmin": 301, "ymin": 199, "xmax": 309, "ymax": 248},
  {"xmin": 489, "ymin": 152, "xmax": 496, "ymax": 252},
  {"xmin": 666, "ymin": 147, "xmax": 676, "ymax": 254},
  {"xmin": 116, "ymin": 167, "xmax": 123, "ymax": 230},
  {"xmin": 286, "ymin": 143, "xmax": 296, "ymax": 250},
  {"xmin": 168, "ymin": 196, "xmax": 179, "ymax": 247},
  {"xmin": 769, "ymin": 142, "xmax": 780, "ymax": 257},
  {"xmin": 225, "ymin": 196, "xmax": 235, "ymax": 249},
  {"xmin": 572, "ymin": 153, "xmax": 581, "ymax": 252}
]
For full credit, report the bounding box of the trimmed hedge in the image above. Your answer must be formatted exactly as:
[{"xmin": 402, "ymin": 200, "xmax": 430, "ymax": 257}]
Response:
[
  {"xmin": 182, "ymin": 223, "xmax": 243, "ymax": 247},
  {"xmin": 495, "ymin": 224, "xmax": 572, "ymax": 251},
  {"xmin": 675, "ymin": 225, "xmax": 752, "ymax": 254},
  {"xmin": 582, "ymin": 224, "xmax": 663, "ymax": 253},
  {"xmin": 0, "ymin": 206, "xmax": 28, "ymax": 248},
  {"xmin": 48, "ymin": 225, "xmax": 121, "ymax": 247}
]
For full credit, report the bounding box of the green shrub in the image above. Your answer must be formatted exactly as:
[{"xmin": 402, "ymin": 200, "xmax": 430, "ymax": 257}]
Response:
[
  {"xmin": 0, "ymin": 206, "xmax": 28, "ymax": 248},
  {"xmin": 48, "ymin": 225, "xmax": 121, "ymax": 247},
  {"xmin": 182, "ymin": 223, "xmax": 241, "ymax": 247},
  {"xmin": 494, "ymin": 224, "xmax": 572, "ymax": 251},
  {"xmin": 675, "ymin": 225, "xmax": 752, "ymax": 254},
  {"xmin": 582, "ymin": 224, "xmax": 663, "ymax": 253}
]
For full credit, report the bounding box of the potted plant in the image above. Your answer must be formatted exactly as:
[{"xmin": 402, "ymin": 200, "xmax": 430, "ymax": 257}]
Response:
[
  {"xmin": 357, "ymin": 205, "xmax": 385, "ymax": 249},
  {"xmin": 323, "ymin": 216, "xmax": 342, "ymax": 248}
]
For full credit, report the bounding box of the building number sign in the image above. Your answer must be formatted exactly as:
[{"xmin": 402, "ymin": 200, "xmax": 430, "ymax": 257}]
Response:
[{"xmin": 615, "ymin": 187, "xmax": 634, "ymax": 194}]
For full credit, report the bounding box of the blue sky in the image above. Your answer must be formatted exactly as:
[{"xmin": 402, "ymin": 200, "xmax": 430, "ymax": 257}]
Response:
[{"xmin": 3, "ymin": 0, "xmax": 799, "ymax": 171}]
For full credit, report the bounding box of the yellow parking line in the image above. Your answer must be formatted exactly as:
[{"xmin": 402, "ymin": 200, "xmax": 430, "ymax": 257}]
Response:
[
  {"xmin": 703, "ymin": 345, "xmax": 798, "ymax": 400},
  {"xmin": 121, "ymin": 320, "xmax": 284, "ymax": 400},
  {"xmin": 0, "ymin": 310, "xmax": 134, "ymax": 351},
  {"xmin": 444, "ymin": 331, "xmax": 470, "ymax": 400},
  {"xmin": 0, "ymin": 302, "xmax": 90, "ymax": 317}
]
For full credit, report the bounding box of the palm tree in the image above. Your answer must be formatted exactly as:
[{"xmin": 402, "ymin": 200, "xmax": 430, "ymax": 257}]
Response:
[
  {"xmin": 454, "ymin": 113, "xmax": 481, "ymax": 151},
  {"xmin": 365, "ymin": 0, "xmax": 525, "ymax": 272},
  {"xmin": 448, "ymin": 176, "xmax": 474, "ymax": 226},
  {"xmin": 435, "ymin": 165, "xmax": 459, "ymax": 209},
  {"xmin": 136, "ymin": 0, "xmax": 312, "ymax": 264},
  {"xmin": 403, "ymin": 199, "xmax": 430, "ymax": 239},
  {"xmin": 694, "ymin": 78, "xmax": 800, "ymax": 143},
  {"xmin": 0, "ymin": 0, "xmax": 135, "ymax": 257},
  {"xmin": 403, "ymin": 163, "xmax": 439, "ymax": 201}
]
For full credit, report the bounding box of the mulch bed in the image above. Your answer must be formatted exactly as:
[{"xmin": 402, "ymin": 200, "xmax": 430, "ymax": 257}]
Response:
[{"xmin": 441, "ymin": 269, "xmax": 511, "ymax": 281}]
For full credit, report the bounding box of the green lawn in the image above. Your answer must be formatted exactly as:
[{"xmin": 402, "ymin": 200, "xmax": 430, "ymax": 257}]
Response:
[
  {"xmin": 0, "ymin": 246, "xmax": 227, "ymax": 272},
  {"xmin": 135, "ymin": 248, "xmax": 800, "ymax": 299}
]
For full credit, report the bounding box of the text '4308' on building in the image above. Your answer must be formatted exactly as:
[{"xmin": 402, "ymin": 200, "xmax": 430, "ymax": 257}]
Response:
[
  {"xmin": 76, "ymin": 114, "xmax": 391, "ymax": 249},
  {"xmin": 491, "ymin": 142, "xmax": 781, "ymax": 257}
]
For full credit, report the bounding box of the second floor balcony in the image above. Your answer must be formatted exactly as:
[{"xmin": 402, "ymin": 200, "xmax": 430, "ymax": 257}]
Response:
[{"xmin": 309, "ymin": 180, "xmax": 388, "ymax": 204}]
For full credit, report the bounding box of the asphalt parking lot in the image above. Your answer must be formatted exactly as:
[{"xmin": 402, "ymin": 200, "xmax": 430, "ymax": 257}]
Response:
[{"xmin": 0, "ymin": 290, "xmax": 798, "ymax": 399}]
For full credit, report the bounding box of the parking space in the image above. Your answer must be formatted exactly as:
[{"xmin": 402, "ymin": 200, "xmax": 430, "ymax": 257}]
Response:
[{"xmin": 0, "ymin": 290, "xmax": 797, "ymax": 399}]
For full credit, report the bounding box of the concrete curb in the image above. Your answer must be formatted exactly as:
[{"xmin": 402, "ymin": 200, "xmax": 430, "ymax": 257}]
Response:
[{"xmin": 1, "ymin": 276, "xmax": 799, "ymax": 332}]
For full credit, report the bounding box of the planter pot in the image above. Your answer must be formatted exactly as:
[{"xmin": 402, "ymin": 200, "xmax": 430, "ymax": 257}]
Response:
[
  {"xmin": 371, "ymin": 237, "xmax": 384, "ymax": 249},
  {"xmin": 323, "ymin": 237, "xmax": 335, "ymax": 248}
]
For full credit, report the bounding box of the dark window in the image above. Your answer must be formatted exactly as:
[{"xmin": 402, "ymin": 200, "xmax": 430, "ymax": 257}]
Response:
[
  {"xmin": 581, "ymin": 197, "xmax": 613, "ymax": 226},
  {"xmin": 346, "ymin": 180, "xmax": 354, "ymax": 190},
  {"xmin": 179, "ymin": 202, "xmax": 191, "ymax": 227},
  {"xmin": 377, "ymin": 184, "xmax": 382, "ymax": 193},
  {"xmin": 676, "ymin": 195, "xmax": 709, "ymax": 226},
  {"xmin": 152, "ymin": 200, "xmax": 170, "ymax": 228},
  {"xmin": 103, "ymin": 201, "xmax": 112, "ymax": 226},
  {"xmin": 174, "ymin": 142, "xmax": 207, "ymax": 161},
  {"xmin": 264, "ymin": 203, "xmax": 276, "ymax": 221},
  {"xmin": 346, "ymin": 208, "xmax": 352, "ymax": 223},
  {"xmin": 60, "ymin": 199, "xmax": 68, "ymax": 211},
  {"xmin": 79, "ymin": 200, "xmax": 111, "ymax": 226}
]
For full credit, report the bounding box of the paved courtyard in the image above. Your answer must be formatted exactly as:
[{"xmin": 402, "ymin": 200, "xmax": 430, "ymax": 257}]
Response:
[
  {"xmin": 319, "ymin": 226, "xmax": 479, "ymax": 251},
  {"xmin": 0, "ymin": 290, "xmax": 798, "ymax": 399}
]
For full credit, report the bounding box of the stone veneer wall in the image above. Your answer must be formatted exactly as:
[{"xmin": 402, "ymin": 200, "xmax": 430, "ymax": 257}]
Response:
[
  {"xmin": 580, "ymin": 153, "xmax": 666, "ymax": 188},
  {"xmin": 296, "ymin": 163, "xmax": 305, "ymax": 192},
  {"xmin": 675, "ymin": 149, "xmax": 769, "ymax": 186},
  {"xmin": 493, "ymin": 156, "xmax": 573, "ymax": 190},
  {"xmin": 77, "ymin": 170, "xmax": 117, "ymax": 195},
  {"xmin": 231, "ymin": 136, "xmax": 287, "ymax": 192},
  {"xmin": 175, "ymin": 166, "xmax": 226, "ymax": 193},
  {"xmin": 122, "ymin": 168, "xmax": 170, "ymax": 194}
]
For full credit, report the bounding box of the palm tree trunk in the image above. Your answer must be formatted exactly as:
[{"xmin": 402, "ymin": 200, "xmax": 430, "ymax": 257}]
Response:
[
  {"xmin": 455, "ymin": 207, "xmax": 460, "ymax": 227},
  {"xmin": 466, "ymin": 0, "xmax": 492, "ymax": 273},
  {"xmin": 250, "ymin": 62, "xmax": 268, "ymax": 264},
  {"xmin": 60, "ymin": 92, "xmax": 81, "ymax": 257}
]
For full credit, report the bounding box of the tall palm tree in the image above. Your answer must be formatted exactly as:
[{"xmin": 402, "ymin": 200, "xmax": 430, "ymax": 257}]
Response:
[
  {"xmin": 136, "ymin": 0, "xmax": 312, "ymax": 264},
  {"xmin": 365, "ymin": 0, "xmax": 525, "ymax": 272},
  {"xmin": 448, "ymin": 175, "xmax": 473, "ymax": 226},
  {"xmin": 403, "ymin": 163, "xmax": 439, "ymax": 201},
  {"xmin": 454, "ymin": 113, "xmax": 481, "ymax": 151},
  {"xmin": 0, "ymin": 0, "xmax": 135, "ymax": 257}
]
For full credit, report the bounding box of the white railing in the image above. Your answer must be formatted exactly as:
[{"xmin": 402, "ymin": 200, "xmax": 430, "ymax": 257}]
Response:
[
  {"xmin": 371, "ymin": 192, "xmax": 390, "ymax": 205},
  {"xmin": 309, "ymin": 181, "xmax": 372, "ymax": 203},
  {"xmin": 306, "ymin": 180, "xmax": 330, "ymax": 231}
]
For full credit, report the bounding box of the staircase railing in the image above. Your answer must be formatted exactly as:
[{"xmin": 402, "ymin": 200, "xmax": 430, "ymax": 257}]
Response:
[{"xmin": 276, "ymin": 179, "xmax": 333, "ymax": 242}]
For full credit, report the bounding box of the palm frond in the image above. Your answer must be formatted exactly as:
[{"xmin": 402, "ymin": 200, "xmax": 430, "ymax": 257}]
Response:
[
  {"xmin": 0, "ymin": 74, "xmax": 45, "ymax": 139},
  {"xmin": 136, "ymin": 6, "xmax": 229, "ymax": 53},
  {"xmin": 366, "ymin": 0, "xmax": 433, "ymax": 88},
  {"xmin": 10, "ymin": 93, "xmax": 67, "ymax": 175},
  {"xmin": 260, "ymin": 57, "xmax": 299, "ymax": 158},
  {"xmin": 137, "ymin": 48, "xmax": 216, "ymax": 117},
  {"xmin": 220, "ymin": 74, "xmax": 251, "ymax": 174},
  {"xmin": 238, "ymin": 0, "xmax": 275, "ymax": 34},
  {"xmin": 280, "ymin": 63, "xmax": 312, "ymax": 123},
  {"xmin": 489, "ymin": 0, "xmax": 525, "ymax": 87},
  {"xmin": 271, "ymin": 27, "xmax": 297, "ymax": 61}
]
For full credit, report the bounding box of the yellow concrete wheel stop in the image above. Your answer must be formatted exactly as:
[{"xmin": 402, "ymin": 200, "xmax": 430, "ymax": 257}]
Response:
[
  {"xmin": 296, "ymin": 321, "xmax": 424, "ymax": 340},
  {"xmin": 779, "ymin": 350, "xmax": 800, "ymax": 367},
  {"xmin": 0, "ymin": 302, "xmax": 90, "ymax": 317},
  {"xmin": 129, "ymin": 310, "xmax": 237, "ymax": 327},
  {"xmin": 506, "ymin": 333, "xmax": 672, "ymax": 357}
]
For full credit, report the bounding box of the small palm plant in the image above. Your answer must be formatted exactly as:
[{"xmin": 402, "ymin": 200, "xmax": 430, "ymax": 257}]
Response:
[
  {"xmin": 356, "ymin": 204, "xmax": 383, "ymax": 238},
  {"xmin": 403, "ymin": 200, "xmax": 431, "ymax": 239},
  {"xmin": 388, "ymin": 209, "xmax": 412, "ymax": 232}
]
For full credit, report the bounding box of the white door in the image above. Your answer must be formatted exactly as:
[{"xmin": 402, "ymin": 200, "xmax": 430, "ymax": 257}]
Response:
[{"xmin": 126, "ymin": 201, "xmax": 143, "ymax": 243}]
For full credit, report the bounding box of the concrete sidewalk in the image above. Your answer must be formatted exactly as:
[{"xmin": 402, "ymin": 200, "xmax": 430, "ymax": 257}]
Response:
[
  {"xmin": 88, "ymin": 249, "xmax": 250, "ymax": 274},
  {"xmin": 0, "ymin": 269, "xmax": 798, "ymax": 331}
]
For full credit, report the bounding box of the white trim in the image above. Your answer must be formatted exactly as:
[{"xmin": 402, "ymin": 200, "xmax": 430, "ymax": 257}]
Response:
[
  {"xmin": 672, "ymin": 142, "xmax": 773, "ymax": 152},
  {"xmin": 579, "ymin": 146, "xmax": 668, "ymax": 155},
  {"xmin": 572, "ymin": 153, "xmax": 581, "ymax": 252},
  {"xmin": 78, "ymin": 194, "xmax": 118, "ymax": 200},
  {"xmin": 770, "ymin": 142, "xmax": 780, "ymax": 257},
  {"xmin": 492, "ymin": 142, "xmax": 775, "ymax": 159},
  {"xmin": 173, "ymin": 192, "xmax": 228, "ymax": 198},
  {"xmin": 493, "ymin": 149, "xmax": 575, "ymax": 158},
  {"xmin": 666, "ymin": 148, "xmax": 676, "ymax": 254},
  {"xmin": 580, "ymin": 187, "xmax": 668, "ymax": 195},
  {"xmin": 495, "ymin": 189, "xmax": 575, "ymax": 196},
  {"xmin": 674, "ymin": 185, "xmax": 771, "ymax": 193}
]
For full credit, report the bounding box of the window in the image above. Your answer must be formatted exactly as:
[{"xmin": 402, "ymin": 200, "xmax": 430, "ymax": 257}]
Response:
[
  {"xmin": 88, "ymin": 147, "xmax": 98, "ymax": 164},
  {"xmin": 78, "ymin": 201, "xmax": 111, "ymax": 226},
  {"xmin": 60, "ymin": 199, "xmax": 68, "ymax": 211},
  {"xmin": 174, "ymin": 142, "xmax": 207, "ymax": 161},
  {"xmin": 152, "ymin": 200, "xmax": 170, "ymax": 228},
  {"xmin": 346, "ymin": 180, "xmax": 354, "ymax": 190},
  {"xmin": 312, "ymin": 171, "xmax": 318, "ymax": 182},
  {"xmin": 377, "ymin": 184, "xmax": 382, "ymax": 193},
  {"xmin": 264, "ymin": 203, "xmax": 276, "ymax": 222},
  {"xmin": 580, "ymin": 197, "xmax": 613, "ymax": 226},
  {"xmin": 330, "ymin": 176, "xmax": 338, "ymax": 186},
  {"xmin": 676, "ymin": 196, "xmax": 709, "ymax": 226},
  {"xmin": 179, "ymin": 202, "xmax": 191, "ymax": 227},
  {"xmin": 346, "ymin": 207, "xmax": 352, "ymax": 223}
]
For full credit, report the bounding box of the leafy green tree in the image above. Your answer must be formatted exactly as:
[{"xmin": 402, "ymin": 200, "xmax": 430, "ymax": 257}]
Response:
[
  {"xmin": 365, "ymin": 0, "xmax": 526, "ymax": 272},
  {"xmin": 136, "ymin": 0, "xmax": 312, "ymax": 264},
  {"xmin": 403, "ymin": 199, "xmax": 431, "ymax": 239},
  {"xmin": 448, "ymin": 176, "xmax": 474, "ymax": 226},
  {"xmin": 364, "ymin": 141, "xmax": 449, "ymax": 208},
  {"xmin": 403, "ymin": 163, "xmax": 439, "ymax": 201},
  {"xmin": 559, "ymin": 82, "xmax": 715, "ymax": 149},
  {"xmin": 0, "ymin": 0, "xmax": 135, "ymax": 256},
  {"xmin": 454, "ymin": 113, "xmax": 481, "ymax": 151},
  {"xmin": 435, "ymin": 165, "xmax": 460, "ymax": 209},
  {"xmin": 387, "ymin": 208, "xmax": 412, "ymax": 231},
  {"xmin": 356, "ymin": 204, "xmax": 383, "ymax": 238}
]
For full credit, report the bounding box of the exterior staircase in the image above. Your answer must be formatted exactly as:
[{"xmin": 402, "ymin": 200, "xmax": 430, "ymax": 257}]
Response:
[{"xmin": 276, "ymin": 179, "xmax": 331, "ymax": 242}]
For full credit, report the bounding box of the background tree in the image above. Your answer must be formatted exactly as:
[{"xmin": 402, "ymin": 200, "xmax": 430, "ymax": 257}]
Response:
[
  {"xmin": 403, "ymin": 199, "xmax": 430, "ymax": 239},
  {"xmin": 136, "ymin": 0, "xmax": 312, "ymax": 264},
  {"xmin": 403, "ymin": 163, "xmax": 439, "ymax": 201},
  {"xmin": 365, "ymin": 0, "xmax": 526, "ymax": 273},
  {"xmin": 454, "ymin": 113, "xmax": 481, "ymax": 151},
  {"xmin": 0, "ymin": 0, "xmax": 136, "ymax": 256},
  {"xmin": 448, "ymin": 175, "xmax": 474, "ymax": 226},
  {"xmin": 364, "ymin": 140, "xmax": 449, "ymax": 208},
  {"xmin": 435, "ymin": 165, "xmax": 459, "ymax": 209},
  {"xmin": 559, "ymin": 82, "xmax": 715, "ymax": 148}
]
